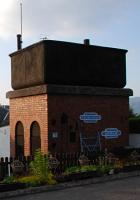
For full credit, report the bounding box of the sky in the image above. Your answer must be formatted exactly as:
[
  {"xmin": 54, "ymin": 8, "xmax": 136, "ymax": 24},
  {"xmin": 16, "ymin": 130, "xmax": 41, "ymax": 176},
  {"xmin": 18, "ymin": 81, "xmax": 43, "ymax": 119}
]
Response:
[{"xmin": 0, "ymin": 0, "xmax": 140, "ymax": 104}]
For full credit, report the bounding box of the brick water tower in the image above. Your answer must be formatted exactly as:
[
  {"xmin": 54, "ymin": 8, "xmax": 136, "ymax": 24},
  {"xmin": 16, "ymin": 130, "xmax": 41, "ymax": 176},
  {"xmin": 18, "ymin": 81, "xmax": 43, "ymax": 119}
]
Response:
[{"xmin": 7, "ymin": 39, "xmax": 133, "ymax": 156}]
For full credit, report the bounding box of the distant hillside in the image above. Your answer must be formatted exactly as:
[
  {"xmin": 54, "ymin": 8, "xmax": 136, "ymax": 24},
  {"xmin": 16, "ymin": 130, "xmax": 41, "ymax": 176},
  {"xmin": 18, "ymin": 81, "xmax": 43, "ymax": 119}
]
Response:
[{"xmin": 129, "ymin": 97, "xmax": 140, "ymax": 114}]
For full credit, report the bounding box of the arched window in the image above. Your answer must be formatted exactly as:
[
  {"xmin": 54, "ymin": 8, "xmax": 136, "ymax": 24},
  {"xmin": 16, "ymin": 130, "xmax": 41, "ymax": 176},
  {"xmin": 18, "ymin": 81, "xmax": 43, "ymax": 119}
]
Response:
[
  {"xmin": 15, "ymin": 121, "xmax": 24, "ymax": 157},
  {"xmin": 30, "ymin": 121, "xmax": 41, "ymax": 155}
]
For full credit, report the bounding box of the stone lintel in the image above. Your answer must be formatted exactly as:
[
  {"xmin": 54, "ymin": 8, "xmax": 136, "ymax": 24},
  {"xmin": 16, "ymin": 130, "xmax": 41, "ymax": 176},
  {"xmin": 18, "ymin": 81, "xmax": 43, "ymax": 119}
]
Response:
[{"xmin": 6, "ymin": 84, "xmax": 133, "ymax": 99}]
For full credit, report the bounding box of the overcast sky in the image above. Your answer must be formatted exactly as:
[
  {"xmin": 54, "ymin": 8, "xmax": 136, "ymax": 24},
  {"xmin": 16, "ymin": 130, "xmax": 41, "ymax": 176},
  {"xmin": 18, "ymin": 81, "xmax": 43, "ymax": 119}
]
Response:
[{"xmin": 0, "ymin": 0, "xmax": 140, "ymax": 104}]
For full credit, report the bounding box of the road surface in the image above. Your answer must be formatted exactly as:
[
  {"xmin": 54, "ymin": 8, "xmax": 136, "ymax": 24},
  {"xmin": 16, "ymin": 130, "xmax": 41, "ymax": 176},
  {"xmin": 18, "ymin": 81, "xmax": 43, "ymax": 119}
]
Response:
[{"xmin": 9, "ymin": 176, "xmax": 140, "ymax": 200}]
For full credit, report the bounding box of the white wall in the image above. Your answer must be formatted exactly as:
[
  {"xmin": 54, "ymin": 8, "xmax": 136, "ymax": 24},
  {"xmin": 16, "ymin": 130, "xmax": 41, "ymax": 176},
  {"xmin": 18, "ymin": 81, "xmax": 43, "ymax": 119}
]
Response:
[
  {"xmin": 129, "ymin": 134, "xmax": 140, "ymax": 148},
  {"xmin": 0, "ymin": 126, "xmax": 10, "ymax": 157}
]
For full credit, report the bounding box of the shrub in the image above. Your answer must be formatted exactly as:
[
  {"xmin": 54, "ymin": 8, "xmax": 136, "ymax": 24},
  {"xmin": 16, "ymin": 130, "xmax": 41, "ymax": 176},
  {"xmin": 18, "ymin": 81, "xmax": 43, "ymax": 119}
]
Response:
[
  {"xmin": 80, "ymin": 165, "xmax": 97, "ymax": 172},
  {"xmin": 2, "ymin": 175, "xmax": 17, "ymax": 184},
  {"xmin": 17, "ymin": 176, "xmax": 43, "ymax": 187},
  {"xmin": 64, "ymin": 165, "xmax": 97, "ymax": 175},
  {"xmin": 30, "ymin": 149, "xmax": 49, "ymax": 178},
  {"xmin": 129, "ymin": 117, "xmax": 140, "ymax": 133},
  {"xmin": 64, "ymin": 166, "xmax": 81, "ymax": 174},
  {"xmin": 97, "ymin": 165, "xmax": 112, "ymax": 174},
  {"xmin": 29, "ymin": 149, "xmax": 56, "ymax": 185},
  {"xmin": 17, "ymin": 175, "xmax": 57, "ymax": 187}
]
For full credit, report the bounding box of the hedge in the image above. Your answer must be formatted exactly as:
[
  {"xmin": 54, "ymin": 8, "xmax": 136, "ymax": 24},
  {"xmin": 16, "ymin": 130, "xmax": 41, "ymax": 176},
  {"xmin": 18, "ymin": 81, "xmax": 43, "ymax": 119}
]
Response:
[{"xmin": 129, "ymin": 117, "xmax": 140, "ymax": 133}]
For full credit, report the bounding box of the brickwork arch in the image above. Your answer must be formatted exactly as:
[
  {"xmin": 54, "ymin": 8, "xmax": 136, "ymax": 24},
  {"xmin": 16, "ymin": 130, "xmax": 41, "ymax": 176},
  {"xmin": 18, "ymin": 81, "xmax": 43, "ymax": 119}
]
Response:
[
  {"xmin": 15, "ymin": 121, "xmax": 24, "ymax": 157},
  {"xmin": 30, "ymin": 121, "xmax": 41, "ymax": 155}
]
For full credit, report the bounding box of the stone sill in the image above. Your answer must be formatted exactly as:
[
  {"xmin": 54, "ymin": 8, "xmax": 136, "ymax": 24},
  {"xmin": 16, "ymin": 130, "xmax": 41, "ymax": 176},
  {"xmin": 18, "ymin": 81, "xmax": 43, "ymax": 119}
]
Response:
[{"xmin": 6, "ymin": 84, "xmax": 133, "ymax": 99}]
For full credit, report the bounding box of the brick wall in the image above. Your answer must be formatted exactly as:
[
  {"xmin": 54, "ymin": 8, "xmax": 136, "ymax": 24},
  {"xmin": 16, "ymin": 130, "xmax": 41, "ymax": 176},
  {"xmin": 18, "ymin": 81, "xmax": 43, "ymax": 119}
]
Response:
[
  {"xmin": 10, "ymin": 94, "xmax": 48, "ymax": 156},
  {"xmin": 48, "ymin": 95, "xmax": 129, "ymax": 153},
  {"xmin": 9, "ymin": 93, "xmax": 129, "ymax": 156}
]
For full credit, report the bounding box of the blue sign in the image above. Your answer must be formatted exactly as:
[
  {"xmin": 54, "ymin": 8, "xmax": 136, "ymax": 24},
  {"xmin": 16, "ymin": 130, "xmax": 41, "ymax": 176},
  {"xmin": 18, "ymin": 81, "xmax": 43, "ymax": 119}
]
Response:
[
  {"xmin": 80, "ymin": 112, "xmax": 101, "ymax": 123},
  {"xmin": 101, "ymin": 128, "xmax": 121, "ymax": 139}
]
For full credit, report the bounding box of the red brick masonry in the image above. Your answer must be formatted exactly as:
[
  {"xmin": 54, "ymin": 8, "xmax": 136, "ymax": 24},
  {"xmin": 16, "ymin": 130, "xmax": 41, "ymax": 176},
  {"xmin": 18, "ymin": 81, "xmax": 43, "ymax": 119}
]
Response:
[
  {"xmin": 9, "ymin": 95, "xmax": 48, "ymax": 156},
  {"xmin": 7, "ymin": 85, "xmax": 133, "ymax": 156}
]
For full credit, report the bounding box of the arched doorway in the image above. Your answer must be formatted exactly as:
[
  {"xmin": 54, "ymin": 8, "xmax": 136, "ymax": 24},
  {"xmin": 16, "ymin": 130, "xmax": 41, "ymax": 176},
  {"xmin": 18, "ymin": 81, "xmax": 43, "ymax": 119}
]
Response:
[
  {"xmin": 15, "ymin": 121, "xmax": 24, "ymax": 157},
  {"xmin": 30, "ymin": 121, "xmax": 41, "ymax": 155}
]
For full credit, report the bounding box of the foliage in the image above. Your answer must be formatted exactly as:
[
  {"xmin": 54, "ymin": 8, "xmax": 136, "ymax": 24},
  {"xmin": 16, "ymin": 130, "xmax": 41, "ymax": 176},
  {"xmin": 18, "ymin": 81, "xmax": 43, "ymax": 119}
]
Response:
[
  {"xmin": 96, "ymin": 155, "xmax": 113, "ymax": 174},
  {"xmin": 113, "ymin": 159, "xmax": 123, "ymax": 169},
  {"xmin": 80, "ymin": 165, "xmax": 97, "ymax": 172},
  {"xmin": 123, "ymin": 150, "xmax": 140, "ymax": 166},
  {"xmin": 129, "ymin": 107, "xmax": 138, "ymax": 118},
  {"xmin": 2, "ymin": 150, "xmax": 56, "ymax": 187},
  {"xmin": 30, "ymin": 149, "xmax": 49, "ymax": 178},
  {"xmin": 129, "ymin": 116, "xmax": 140, "ymax": 133},
  {"xmin": 129, "ymin": 106, "xmax": 140, "ymax": 133},
  {"xmin": 96, "ymin": 165, "xmax": 112, "ymax": 174},
  {"xmin": 46, "ymin": 172, "xmax": 57, "ymax": 185},
  {"xmin": 29, "ymin": 149, "xmax": 56, "ymax": 185},
  {"xmin": 17, "ymin": 175, "xmax": 43, "ymax": 187},
  {"xmin": 64, "ymin": 164, "xmax": 112, "ymax": 176},
  {"xmin": 2, "ymin": 175, "xmax": 17, "ymax": 184},
  {"xmin": 64, "ymin": 166, "xmax": 81, "ymax": 174},
  {"xmin": 17, "ymin": 174, "xmax": 57, "ymax": 187},
  {"xmin": 64, "ymin": 165, "xmax": 97, "ymax": 175}
]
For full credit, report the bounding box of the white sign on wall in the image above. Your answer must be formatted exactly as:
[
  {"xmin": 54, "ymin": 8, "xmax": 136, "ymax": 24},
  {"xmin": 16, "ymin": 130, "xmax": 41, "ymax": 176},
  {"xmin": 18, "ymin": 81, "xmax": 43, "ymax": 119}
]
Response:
[
  {"xmin": 80, "ymin": 112, "xmax": 101, "ymax": 123},
  {"xmin": 52, "ymin": 132, "xmax": 58, "ymax": 138},
  {"xmin": 101, "ymin": 128, "xmax": 121, "ymax": 139}
]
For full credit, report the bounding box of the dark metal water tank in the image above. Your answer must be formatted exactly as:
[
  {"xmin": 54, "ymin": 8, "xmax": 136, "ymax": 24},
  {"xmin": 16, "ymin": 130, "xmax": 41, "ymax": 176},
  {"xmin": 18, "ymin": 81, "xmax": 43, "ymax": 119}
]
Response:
[{"xmin": 10, "ymin": 40, "xmax": 127, "ymax": 90}]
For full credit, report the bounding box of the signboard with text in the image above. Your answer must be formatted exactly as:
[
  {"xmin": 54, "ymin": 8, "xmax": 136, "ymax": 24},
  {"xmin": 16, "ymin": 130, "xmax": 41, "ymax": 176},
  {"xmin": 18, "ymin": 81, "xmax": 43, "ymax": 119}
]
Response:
[
  {"xmin": 80, "ymin": 112, "xmax": 101, "ymax": 123},
  {"xmin": 101, "ymin": 128, "xmax": 121, "ymax": 139}
]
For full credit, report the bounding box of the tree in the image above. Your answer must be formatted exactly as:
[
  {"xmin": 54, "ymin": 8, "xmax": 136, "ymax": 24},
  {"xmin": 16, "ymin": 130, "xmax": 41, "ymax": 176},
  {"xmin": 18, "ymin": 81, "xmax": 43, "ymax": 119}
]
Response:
[
  {"xmin": 129, "ymin": 107, "xmax": 140, "ymax": 133},
  {"xmin": 129, "ymin": 107, "xmax": 140, "ymax": 118}
]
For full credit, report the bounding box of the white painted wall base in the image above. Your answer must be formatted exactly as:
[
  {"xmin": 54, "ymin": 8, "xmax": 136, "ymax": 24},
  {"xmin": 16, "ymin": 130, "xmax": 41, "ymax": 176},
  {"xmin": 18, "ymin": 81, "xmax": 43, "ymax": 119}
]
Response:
[
  {"xmin": 129, "ymin": 134, "xmax": 140, "ymax": 148},
  {"xmin": 0, "ymin": 126, "xmax": 10, "ymax": 157}
]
